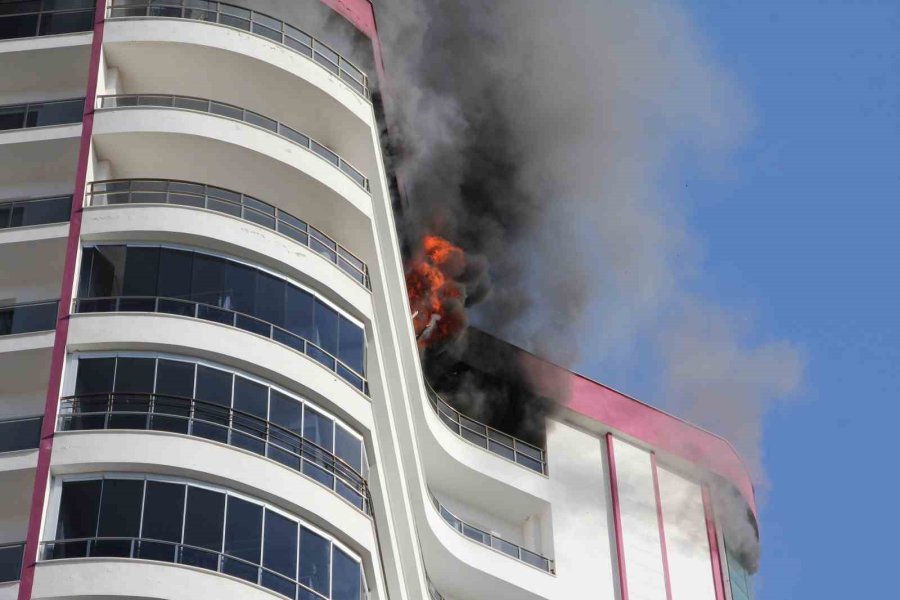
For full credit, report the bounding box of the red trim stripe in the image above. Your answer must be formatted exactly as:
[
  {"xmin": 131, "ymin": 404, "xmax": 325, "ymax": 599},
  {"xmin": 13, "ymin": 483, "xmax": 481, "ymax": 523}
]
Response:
[
  {"xmin": 606, "ymin": 434, "xmax": 629, "ymax": 600},
  {"xmin": 651, "ymin": 454, "xmax": 674, "ymax": 600},
  {"xmin": 16, "ymin": 2, "xmax": 106, "ymax": 598},
  {"xmin": 702, "ymin": 486, "xmax": 727, "ymax": 600}
]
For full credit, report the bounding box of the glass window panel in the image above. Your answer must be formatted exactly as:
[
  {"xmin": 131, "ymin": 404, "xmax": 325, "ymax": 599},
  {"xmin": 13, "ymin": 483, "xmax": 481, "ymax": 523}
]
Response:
[
  {"xmin": 110, "ymin": 356, "xmax": 155, "ymax": 429},
  {"xmin": 157, "ymin": 248, "xmax": 194, "ymax": 300},
  {"xmin": 284, "ymin": 286, "xmax": 314, "ymax": 340},
  {"xmin": 183, "ymin": 486, "xmax": 225, "ymax": 551},
  {"xmin": 299, "ymin": 527, "xmax": 330, "ymax": 595},
  {"xmin": 76, "ymin": 246, "xmax": 95, "ymax": 298},
  {"xmin": 312, "ymin": 300, "xmax": 339, "ymax": 357},
  {"xmin": 269, "ymin": 391, "xmax": 301, "ymax": 436},
  {"xmin": 224, "ymin": 260, "xmax": 256, "ymax": 315},
  {"xmin": 337, "ymin": 316, "xmax": 364, "ymax": 375},
  {"xmin": 263, "ymin": 509, "xmax": 297, "ymax": 579},
  {"xmin": 97, "ymin": 478, "xmax": 144, "ymax": 538},
  {"xmin": 254, "ymin": 272, "xmax": 284, "ymax": 328},
  {"xmin": 191, "ymin": 252, "xmax": 228, "ymax": 307},
  {"xmin": 334, "ymin": 426, "xmax": 362, "ymax": 472},
  {"xmin": 223, "ymin": 496, "xmax": 262, "ymax": 573},
  {"xmin": 122, "ymin": 247, "xmax": 160, "ymax": 297},
  {"xmin": 19, "ymin": 195, "xmax": 70, "ymax": 226},
  {"xmin": 331, "ymin": 547, "xmax": 362, "ymax": 600},
  {"xmin": 232, "ymin": 376, "xmax": 267, "ymax": 454},
  {"xmin": 57, "ymin": 479, "xmax": 101, "ymax": 540},
  {"xmin": 0, "ymin": 105, "xmax": 26, "ymax": 130},
  {"xmin": 172, "ymin": 96, "xmax": 209, "ymax": 112},
  {"xmin": 83, "ymin": 245, "xmax": 126, "ymax": 298},
  {"xmin": 210, "ymin": 101, "xmax": 243, "ymax": 120},
  {"xmin": 193, "ymin": 365, "xmax": 232, "ymax": 443},
  {"xmin": 142, "ymin": 480, "xmax": 185, "ymax": 543},
  {"xmin": 76, "ymin": 357, "xmax": 116, "ymax": 394},
  {"xmin": 303, "ymin": 406, "xmax": 333, "ymax": 452},
  {"xmin": 152, "ymin": 359, "xmax": 193, "ymax": 433}
]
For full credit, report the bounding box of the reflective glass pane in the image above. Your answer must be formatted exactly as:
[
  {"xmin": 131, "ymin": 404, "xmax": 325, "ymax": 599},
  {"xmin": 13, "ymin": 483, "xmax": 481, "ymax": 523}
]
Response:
[
  {"xmin": 193, "ymin": 365, "xmax": 232, "ymax": 442},
  {"xmin": 331, "ymin": 547, "xmax": 362, "ymax": 600},
  {"xmin": 152, "ymin": 359, "xmax": 193, "ymax": 433},
  {"xmin": 97, "ymin": 478, "xmax": 144, "ymax": 539},
  {"xmin": 122, "ymin": 247, "xmax": 159, "ymax": 296},
  {"xmin": 334, "ymin": 426, "xmax": 362, "ymax": 472},
  {"xmin": 190, "ymin": 252, "xmax": 228, "ymax": 307},
  {"xmin": 183, "ymin": 486, "xmax": 225, "ymax": 551},
  {"xmin": 142, "ymin": 480, "xmax": 185, "ymax": 543},
  {"xmin": 263, "ymin": 509, "xmax": 297, "ymax": 579},
  {"xmin": 337, "ymin": 316, "xmax": 364, "ymax": 375},
  {"xmin": 284, "ymin": 286, "xmax": 314, "ymax": 340},
  {"xmin": 157, "ymin": 248, "xmax": 194, "ymax": 300},
  {"xmin": 232, "ymin": 376, "xmax": 267, "ymax": 454},
  {"xmin": 57, "ymin": 480, "xmax": 101, "ymax": 540},
  {"xmin": 254, "ymin": 272, "xmax": 284, "ymax": 327},
  {"xmin": 299, "ymin": 527, "xmax": 330, "ymax": 595},
  {"xmin": 312, "ymin": 300, "xmax": 339, "ymax": 357},
  {"xmin": 302, "ymin": 406, "xmax": 333, "ymax": 452},
  {"xmin": 223, "ymin": 496, "xmax": 262, "ymax": 580}
]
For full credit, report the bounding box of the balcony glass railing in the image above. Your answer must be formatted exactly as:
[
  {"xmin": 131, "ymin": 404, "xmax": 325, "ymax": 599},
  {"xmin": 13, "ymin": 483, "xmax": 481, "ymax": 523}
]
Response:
[
  {"xmin": 107, "ymin": 0, "xmax": 369, "ymax": 99},
  {"xmin": 58, "ymin": 393, "xmax": 371, "ymax": 513},
  {"xmin": 0, "ymin": 542, "xmax": 24, "ymax": 583},
  {"xmin": 96, "ymin": 94, "xmax": 369, "ymax": 191},
  {"xmin": 0, "ymin": 300, "xmax": 59, "ymax": 336},
  {"xmin": 40, "ymin": 537, "xmax": 369, "ymax": 600},
  {"xmin": 86, "ymin": 179, "xmax": 370, "ymax": 288},
  {"xmin": 0, "ymin": 0, "xmax": 94, "ymax": 41},
  {"xmin": 0, "ymin": 416, "xmax": 42, "ymax": 453},
  {"xmin": 73, "ymin": 296, "xmax": 368, "ymax": 394},
  {"xmin": 426, "ymin": 383, "xmax": 547, "ymax": 475},
  {"xmin": 0, "ymin": 195, "xmax": 71, "ymax": 229},
  {"xmin": 430, "ymin": 493, "xmax": 554, "ymax": 573},
  {"xmin": 0, "ymin": 98, "xmax": 83, "ymax": 131}
]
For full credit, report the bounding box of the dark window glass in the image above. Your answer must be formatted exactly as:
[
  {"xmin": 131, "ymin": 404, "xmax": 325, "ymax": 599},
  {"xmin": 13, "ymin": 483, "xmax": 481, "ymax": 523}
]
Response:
[
  {"xmin": 223, "ymin": 496, "xmax": 263, "ymax": 583},
  {"xmin": 139, "ymin": 480, "xmax": 185, "ymax": 563},
  {"xmin": 110, "ymin": 356, "xmax": 155, "ymax": 429},
  {"xmin": 95, "ymin": 478, "xmax": 144, "ymax": 557},
  {"xmin": 332, "ymin": 547, "xmax": 362, "ymax": 600},
  {"xmin": 232, "ymin": 376, "xmax": 267, "ymax": 455},
  {"xmin": 337, "ymin": 316, "xmax": 364, "ymax": 375},
  {"xmin": 73, "ymin": 357, "xmax": 115, "ymax": 430},
  {"xmin": 152, "ymin": 359, "xmax": 193, "ymax": 434},
  {"xmin": 254, "ymin": 272, "xmax": 284, "ymax": 328},
  {"xmin": 269, "ymin": 391, "xmax": 301, "ymax": 435},
  {"xmin": 267, "ymin": 390, "xmax": 302, "ymax": 469},
  {"xmin": 312, "ymin": 301, "xmax": 339, "ymax": 357},
  {"xmin": 57, "ymin": 479, "xmax": 101, "ymax": 540},
  {"xmin": 284, "ymin": 286, "xmax": 314, "ymax": 341},
  {"xmin": 303, "ymin": 407, "xmax": 333, "ymax": 452},
  {"xmin": 122, "ymin": 246, "xmax": 160, "ymax": 297},
  {"xmin": 193, "ymin": 365, "xmax": 232, "ymax": 443},
  {"xmin": 157, "ymin": 248, "xmax": 194, "ymax": 300},
  {"xmin": 82, "ymin": 245, "xmax": 126, "ymax": 298},
  {"xmin": 182, "ymin": 486, "xmax": 225, "ymax": 570},
  {"xmin": 263, "ymin": 509, "xmax": 297, "ymax": 580},
  {"xmin": 191, "ymin": 253, "xmax": 228, "ymax": 307},
  {"xmin": 335, "ymin": 426, "xmax": 362, "ymax": 472},
  {"xmin": 225, "ymin": 261, "xmax": 256, "ymax": 315},
  {"xmin": 299, "ymin": 527, "xmax": 330, "ymax": 595}
]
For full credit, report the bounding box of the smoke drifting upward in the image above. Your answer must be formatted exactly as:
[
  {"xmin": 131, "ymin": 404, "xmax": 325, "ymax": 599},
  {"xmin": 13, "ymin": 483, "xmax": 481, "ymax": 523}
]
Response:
[{"xmin": 377, "ymin": 0, "xmax": 804, "ymax": 487}]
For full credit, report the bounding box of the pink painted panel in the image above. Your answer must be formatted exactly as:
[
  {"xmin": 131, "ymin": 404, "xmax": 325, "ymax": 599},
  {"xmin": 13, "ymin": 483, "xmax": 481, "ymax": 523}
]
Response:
[
  {"xmin": 566, "ymin": 372, "xmax": 756, "ymax": 518},
  {"xmin": 606, "ymin": 434, "xmax": 630, "ymax": 600},
  {"xmin": 16, "ymin": 2, "xmax": 107, "ymax": 599},
  {"xmin": 317, "ymin": 0, "xmax": 377, "ymax": 39},
  {"xmin": 651, "ymin": 453, "xmax": 674, "ymax": 600},
  {"xmin": 702, "ymin": 487, "xmax": 727, "ymax": 600}
]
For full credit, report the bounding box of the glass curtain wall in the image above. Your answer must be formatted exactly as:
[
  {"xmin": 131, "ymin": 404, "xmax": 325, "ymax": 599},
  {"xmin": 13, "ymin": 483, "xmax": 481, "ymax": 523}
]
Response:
[
  {"xmin": 48, "ymin": 475, "xmax": 366, "ymax": 600},
  {"xmin": 65, "ymin": 354, "xmax": 367, "ymax": 509}
]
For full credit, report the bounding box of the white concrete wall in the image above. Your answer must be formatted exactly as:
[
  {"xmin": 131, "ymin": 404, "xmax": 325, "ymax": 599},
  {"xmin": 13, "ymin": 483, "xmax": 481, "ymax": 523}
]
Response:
[
  {"xmin": 612, "ymin": 438, "xmax": 667, "ymax": 600},
  {"xmin": 657, "ymin": 467, "xmax": 717, "ymax": 600},
  {"xmin": 546, "ymin": 419, "xmax": 618, "ymax": 599}
]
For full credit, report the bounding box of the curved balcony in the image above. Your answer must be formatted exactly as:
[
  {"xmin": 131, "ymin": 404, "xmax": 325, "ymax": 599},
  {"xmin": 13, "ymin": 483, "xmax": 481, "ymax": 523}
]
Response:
[
  {"xmin": 86, "ymin": 179, "xmax": 369, "ymax": 288},
  {"xmin": 97, "ymin": 94, "xmax": 368, "ymax": 191},
  {"xmin": 430, "ymin": 493, "xmax": 554, "ymax": 574},
  {"xmin": 107, "ymin": 0, "xmax": 368, "ymax": 99},
  {"xmin": 73, "ymin": 296, "xmax": 367, "ymax": 393},
  {"xmin": 0, "ymin": 195, "xmax": 69, "ymax": 230},
  {"xmin": 0, "ymin": 300, "xmax": 58, "ymax": 337},
  {"xmin": 427, "ymin": 384, "xmax": 547, "ymax": 475},
  {"xmin": 0, "ymin": 542, "xmax": 23, "ymax": 584},
  {"xmin": 0, "ymin": 0, "xmax": 94, "ymax": 41},
  {"xmin": 58, "ymin": 393, "xmax": 370, "ymax": 513}
]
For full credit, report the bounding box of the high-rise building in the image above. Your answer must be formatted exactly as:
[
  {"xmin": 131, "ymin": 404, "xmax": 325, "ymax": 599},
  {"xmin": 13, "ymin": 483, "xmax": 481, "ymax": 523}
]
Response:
[{"xmin": 0, "ymin": 2, "xmax": 759, "ymax": 600}]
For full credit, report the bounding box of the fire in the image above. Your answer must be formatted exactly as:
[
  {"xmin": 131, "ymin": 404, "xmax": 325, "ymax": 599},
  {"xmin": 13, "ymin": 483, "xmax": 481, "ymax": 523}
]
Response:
[{"xmin": 406, "ymin": 234, "xmax": 467, "ymax": 347}]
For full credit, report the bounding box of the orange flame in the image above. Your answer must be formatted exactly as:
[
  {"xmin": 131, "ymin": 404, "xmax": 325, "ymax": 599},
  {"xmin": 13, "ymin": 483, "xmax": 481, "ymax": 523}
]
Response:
[{"xmin": 406, "ymin": 235, "xmax": 467, "ymax": 347}]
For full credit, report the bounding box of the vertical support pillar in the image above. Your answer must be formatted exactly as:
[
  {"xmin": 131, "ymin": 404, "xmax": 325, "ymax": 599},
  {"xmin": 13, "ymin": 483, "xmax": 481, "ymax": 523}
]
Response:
[
  {"xmin": 702, "ymin": 486, "xmax": 728, "ymax": 600},
  {"xmin": 606, "ymin": 434, "xmax": 629, "ymax": 600},
  {"xmin": 16, "ymin": 2, "xmax": 107, "ymax": 598},
  {"xmin": 651, "ymin": 454, "xmax": 674, "ymax": 600}
]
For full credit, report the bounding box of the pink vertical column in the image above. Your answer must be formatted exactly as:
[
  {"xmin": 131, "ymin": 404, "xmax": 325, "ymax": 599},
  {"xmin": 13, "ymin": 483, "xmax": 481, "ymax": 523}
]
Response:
[
  {"xmin": 606, "ymin": 434, "xmax": 629, "ymax": 600},
  {"xmin": 16, "ymin": 2, "xmax": 106, "ymax": 598},
  {"xmin": 651, "ymin": 454, "xmax": 674, "ymax": 600},
  {"xmin": 702, "ymin": 486, "xmax": 728, "ymax": 600}
]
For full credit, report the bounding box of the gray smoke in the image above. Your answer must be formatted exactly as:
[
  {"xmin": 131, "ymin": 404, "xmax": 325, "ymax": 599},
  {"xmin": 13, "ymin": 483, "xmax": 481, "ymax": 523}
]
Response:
[{"xmin": 377, "ymin": 0, "xmax": 804, "ymax": 489}]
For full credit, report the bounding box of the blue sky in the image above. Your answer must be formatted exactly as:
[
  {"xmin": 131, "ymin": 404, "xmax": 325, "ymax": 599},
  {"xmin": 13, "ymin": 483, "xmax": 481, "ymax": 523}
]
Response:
[{"xmin": 666, "ymin": 2, "xmax": 899, "ymax": 598}]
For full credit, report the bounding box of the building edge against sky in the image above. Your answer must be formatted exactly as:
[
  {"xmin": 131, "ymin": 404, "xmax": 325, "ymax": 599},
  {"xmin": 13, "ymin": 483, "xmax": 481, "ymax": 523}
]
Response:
[{"xmin": 0, "ymin": 2, "xmax": 758, "ymax": 600}]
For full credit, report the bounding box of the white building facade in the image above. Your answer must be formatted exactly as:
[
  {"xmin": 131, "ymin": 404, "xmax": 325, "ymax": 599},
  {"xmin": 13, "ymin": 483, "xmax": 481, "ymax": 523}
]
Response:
[{"xmin": 0, "ymin": 2, "xmax": 758, "ymax": 600}]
